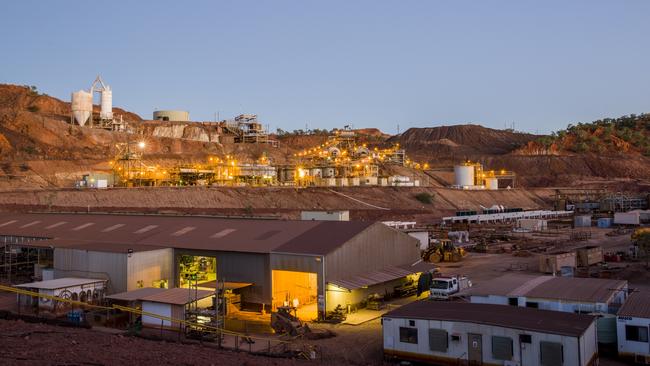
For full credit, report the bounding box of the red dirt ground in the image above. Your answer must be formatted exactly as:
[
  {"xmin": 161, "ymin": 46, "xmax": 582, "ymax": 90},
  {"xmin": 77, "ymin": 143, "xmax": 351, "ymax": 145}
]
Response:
[{"xmin": 0, "ymin": 319, "xmax": 319, "ymax": 366}]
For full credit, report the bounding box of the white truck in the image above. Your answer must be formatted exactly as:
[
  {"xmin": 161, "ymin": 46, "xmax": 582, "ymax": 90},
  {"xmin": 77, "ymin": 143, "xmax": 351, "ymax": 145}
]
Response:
[{"xmin": 428, "ymin": 275, "xmax": 472, "ymax": 300}]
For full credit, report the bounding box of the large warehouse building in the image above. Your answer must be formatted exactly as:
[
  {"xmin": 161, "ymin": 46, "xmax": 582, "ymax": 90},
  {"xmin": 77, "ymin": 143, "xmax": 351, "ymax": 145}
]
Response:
[{"xmin": 0, "ymin": 212, "xmax": 426, "ymax": 320}]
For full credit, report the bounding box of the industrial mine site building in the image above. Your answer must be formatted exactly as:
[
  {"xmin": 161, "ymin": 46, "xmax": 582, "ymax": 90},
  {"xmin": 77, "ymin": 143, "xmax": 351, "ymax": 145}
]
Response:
[{"xmin": 0, "ymin": 213, "xmax": 426, "ymax": 319}]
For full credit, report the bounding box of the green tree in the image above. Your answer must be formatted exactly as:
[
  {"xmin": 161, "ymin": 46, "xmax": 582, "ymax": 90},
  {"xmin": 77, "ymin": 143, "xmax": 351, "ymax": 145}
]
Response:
[{"xmin": 632, "ymin": 230, "xmax": 650, "ymax": 268}]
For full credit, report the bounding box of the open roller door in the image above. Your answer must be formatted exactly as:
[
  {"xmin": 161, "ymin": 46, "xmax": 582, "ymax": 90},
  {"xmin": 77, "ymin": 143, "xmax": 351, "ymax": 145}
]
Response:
[{"xmin": 272, "ymin": 270, "xmax": 318, "ymax": 320}]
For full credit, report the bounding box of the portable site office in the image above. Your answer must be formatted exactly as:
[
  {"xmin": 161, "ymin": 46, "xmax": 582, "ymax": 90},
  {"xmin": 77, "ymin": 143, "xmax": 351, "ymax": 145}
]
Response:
[{"xmin": 382, "ymin": 301, "xmax": 598, "ymax": 366}]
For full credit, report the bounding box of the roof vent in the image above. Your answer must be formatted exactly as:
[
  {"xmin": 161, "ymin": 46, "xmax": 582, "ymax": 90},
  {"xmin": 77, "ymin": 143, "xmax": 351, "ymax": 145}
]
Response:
[
  {"xmin": 172, "ymin": 226, "xmax": 196, "ymax": 237},
  {"xmin": 211, "ymin": 228, "xmax": 237, "ymax": 238}
]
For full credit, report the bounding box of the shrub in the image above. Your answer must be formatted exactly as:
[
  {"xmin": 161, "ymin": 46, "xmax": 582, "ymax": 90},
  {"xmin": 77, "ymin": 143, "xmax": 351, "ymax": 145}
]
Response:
[{"xmin": 415, "ymin": 192, "xmax": 434, "ymax": 204}]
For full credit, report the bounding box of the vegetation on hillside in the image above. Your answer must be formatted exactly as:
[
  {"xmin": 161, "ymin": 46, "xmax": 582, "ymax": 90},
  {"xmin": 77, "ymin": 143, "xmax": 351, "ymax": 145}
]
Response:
[{"xmin": 536, "ymin": 114, "xmax": 650, "ymax": 155}]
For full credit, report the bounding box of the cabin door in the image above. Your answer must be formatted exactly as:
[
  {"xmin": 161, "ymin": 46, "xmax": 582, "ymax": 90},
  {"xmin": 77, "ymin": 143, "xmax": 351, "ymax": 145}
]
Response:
[{"xmin": 468, "ymin": 333, "xmax": 483, "ymax": 365}]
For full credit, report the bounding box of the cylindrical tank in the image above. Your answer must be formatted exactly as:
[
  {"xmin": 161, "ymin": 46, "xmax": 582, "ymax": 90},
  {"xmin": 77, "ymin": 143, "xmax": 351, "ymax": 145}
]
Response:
[
  {"xmin": 99, "ymin": 87, "xmax": 113, "ymax": 120},
  {"xmin": 153, "ymin": 110, "xmax": 190, "ymax": 121},
  {"xmin": 485, "ymin": 177, "xmax": 499, "ymax": 190},
  {"xmin": 454, "ymin": 165, "xmax": 475, "ymax": 187},
  {"xmin": 71, "ymin": 90, "xmax": 92, "ymax": 127}
]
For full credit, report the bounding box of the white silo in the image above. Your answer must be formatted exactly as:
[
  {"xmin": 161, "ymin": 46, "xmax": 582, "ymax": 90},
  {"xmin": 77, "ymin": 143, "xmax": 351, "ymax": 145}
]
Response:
[
  {"xmin": 454, "ymin": 164, "xmax": 475, "ymax": 187},
  {"xmin": 100, "ymin": 86, "xmax": 113, "ymax": 120},
  {"xmin": 71, "ymin": 90, "xmax": 93, "ymax": 126},
  {"xmin": 485, "ymin": 177, "xmax": 499, "ymax": 190}
]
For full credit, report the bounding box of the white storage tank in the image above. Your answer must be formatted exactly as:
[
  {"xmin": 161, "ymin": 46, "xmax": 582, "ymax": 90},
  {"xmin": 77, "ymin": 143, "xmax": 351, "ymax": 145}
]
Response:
[
  {"xmin": 71, "ymin": 90, "xmax": 93, "ymax": 126},
  {"xmin": 454, "ymin": 165, "xmax": 475, "ymax": 187},
  {"xmin": 485, "ymin": 177, "xmax": 499, "ymax": 190},
  {"xmin": 153, "ymin": 110, "xmax": 190, "ymax": 121},
  {"xmin": 99, "ymin": 86, "xmax": 113, "ymax": 120}
]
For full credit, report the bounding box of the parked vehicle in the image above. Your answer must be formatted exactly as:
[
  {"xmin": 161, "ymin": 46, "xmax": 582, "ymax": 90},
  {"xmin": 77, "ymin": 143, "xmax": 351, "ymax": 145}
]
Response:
[{"xmin": 428, "ymin": 275, "xmax": 471, "ymax": 300}]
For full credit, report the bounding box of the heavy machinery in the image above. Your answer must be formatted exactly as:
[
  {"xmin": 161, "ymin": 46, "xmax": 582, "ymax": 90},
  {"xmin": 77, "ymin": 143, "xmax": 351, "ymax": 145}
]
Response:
[
  {"xmin": 271, "ymin": 306, "xmax": 311, "ymax": 336},
  {"xmin": 422, "ymin": 239, "xmax": 466, "ymax": 263}
]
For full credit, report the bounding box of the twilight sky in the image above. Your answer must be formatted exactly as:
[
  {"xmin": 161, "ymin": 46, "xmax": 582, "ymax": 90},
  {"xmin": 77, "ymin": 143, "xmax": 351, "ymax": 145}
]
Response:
[{"xmin": 1, "ymin": 1, "xmax": 649, "ymax": 134}]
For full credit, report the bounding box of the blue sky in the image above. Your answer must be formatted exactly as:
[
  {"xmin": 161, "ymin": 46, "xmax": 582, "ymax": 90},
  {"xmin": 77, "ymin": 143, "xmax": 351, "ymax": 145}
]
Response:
[{"xmin": 1, "ymin": 1, "xmax": 649, "ymax": 134}]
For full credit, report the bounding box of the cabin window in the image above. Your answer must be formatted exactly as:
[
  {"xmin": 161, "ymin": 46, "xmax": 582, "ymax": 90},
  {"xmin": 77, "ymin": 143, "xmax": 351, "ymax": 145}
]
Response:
[
  {"xmin": 492, "ymin": 336, "xmax": 513, "ymax": 360},
  {"xmin": 525, "ymin": 301, "xmax": 539, "ymax": 308},
  {"xmin": 399, "ymin": 327, "xmax": 418, "ymax": 344},
  {"xmin": 519, "ymin": 334, "xmax": 532, "ymax": 343},
  {"xmin": 540, "ymin": 341, "xmax": 563, "ymax": 366},
  {"xmin": 626, "ymin": 325, "xmax": 649, "ymax": 343},
  {"xmin": 428, "ymin": 329, "xmax": 448, "ymax": 352},
  {"xmin": 508, "ymin": 297, "xmax": 518, "ymax": 306}
]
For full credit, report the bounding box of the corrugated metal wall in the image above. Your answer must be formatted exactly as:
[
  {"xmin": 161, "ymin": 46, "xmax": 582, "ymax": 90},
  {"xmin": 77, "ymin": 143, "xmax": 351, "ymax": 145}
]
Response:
[
  {"xmin": 271, "ymin": 253, "xmax": 325, "ymax": 312},
  {"xmin": 53, "ymin": 248, "xmax": 127, "ymax": 293},
  {"xmin": 324, "ymin": 223, "xmax": 421, "ymax": 282},
  {"xmin": 173, "ymin": 249, "xmax": 270, "ymax": 306},
  {"xmin": 127, "ymin": 248, "xmax": 173, "ymax": 291}
]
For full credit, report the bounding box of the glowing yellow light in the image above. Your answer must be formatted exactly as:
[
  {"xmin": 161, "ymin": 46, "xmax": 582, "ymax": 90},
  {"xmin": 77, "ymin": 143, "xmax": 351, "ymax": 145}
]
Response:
[{"xmin": 138, "ymin": 141, "xmax": 146, "ymax": 149}]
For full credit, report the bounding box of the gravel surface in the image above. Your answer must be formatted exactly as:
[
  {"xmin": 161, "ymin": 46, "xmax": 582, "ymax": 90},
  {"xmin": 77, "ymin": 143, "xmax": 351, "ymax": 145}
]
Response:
[{"xmin": 0, "ymin": 319, "xmax": 317, "ymax": 366}]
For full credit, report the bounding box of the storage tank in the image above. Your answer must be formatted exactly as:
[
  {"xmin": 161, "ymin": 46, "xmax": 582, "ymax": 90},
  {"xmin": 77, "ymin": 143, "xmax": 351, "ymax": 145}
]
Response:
[
  {"xmin": 71, "ymin": 90, "xmax": 93, "ymax": 126},
  {"xmin": 99, "ymin": 86, "xmax": 113, "ymax": 120},
  {"xmin": 153, "ymin": 110, "xmax": 190, "ymax": 121},
  {"xmin": 454, "ymin": 165, "xmax": 475, "ymax": 187},
  {"xmin": 485, "ymin": 177, "xmax": 499, "ymax": 190}
]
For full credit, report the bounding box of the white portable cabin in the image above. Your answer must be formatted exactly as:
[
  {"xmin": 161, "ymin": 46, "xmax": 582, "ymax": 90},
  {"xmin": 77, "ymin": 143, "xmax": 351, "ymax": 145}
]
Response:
[
  {"xmin": 467, "ymin": 274, "xmax": 628, "ymax": 315},
  {"xmin": 383, "ymin": 301, "xmax": 598, "ymax": 366},
  {"xmin": 616, "ymin": 291, "xmax": 650, "ymax": 364}
]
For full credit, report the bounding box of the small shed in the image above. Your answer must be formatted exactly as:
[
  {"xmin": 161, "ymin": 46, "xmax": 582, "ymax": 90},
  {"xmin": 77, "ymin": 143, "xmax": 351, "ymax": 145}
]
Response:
[
  {"xmin": 140, "ymin": 288, "xmax": 214, "ymax": 330},
  {"xmin": 539, "ymin": 251, "xmax": 577, "ymax": 274},
  {"xmin": 597, "ymin": 218, "xmax": 613, "ymax": 228},
  {"xmin": 576, "ymin": 246, "xmax": 604, "ymax": 267},
  {"xmin": 300, "ymin": 210, "xmax": 350, "ymax": 221},
  {"xmin": 574, "ymin": 215, "xmax": 592, "ymax": 228},
  {"xmin": 614, "ymin": 212, "xmax": 640, "ymax": 226},
  {"xmin": 16, "ymin": 277, "xmax": 107, "ymax": 315},
  {"xmin": 517, "ymin": 219, "xmax": 548, "ymax": 231}
]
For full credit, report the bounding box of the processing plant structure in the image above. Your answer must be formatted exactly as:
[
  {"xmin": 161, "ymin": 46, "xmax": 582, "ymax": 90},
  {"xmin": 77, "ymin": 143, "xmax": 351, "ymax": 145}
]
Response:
[
  {"xmin": 452, "ymin": 161, "xmax": 516, "ymax": 190},
  {"xmin": 71, "ymin": 76, "xmax": 126, "ymax": 131},
  {"xmin": 108, "ymin": 128, "xmax": 414, "ymax": 188}
]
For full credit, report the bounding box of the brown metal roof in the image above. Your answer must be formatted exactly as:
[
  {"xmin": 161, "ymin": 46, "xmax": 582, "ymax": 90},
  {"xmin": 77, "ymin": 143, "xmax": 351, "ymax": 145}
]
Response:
[
  {"xmin": 273, "ymin": 221, "xmax": 375, "ymax": 255},
  {"xmin": 384, "ymin": 301, "xmax": 595, "ymax": 337},
  {"xmin": 22, "ymin": 238, "xmax": 167, "ymax": 253},
  {"xmin": 140, "ymin": 288, "xmax": 214, "ymax": 305},
  {"xmin": 0, "ymin": 213, "xmax": 376, "ymax": 255},
  {"xmin": 329, "ymin": 261, "xmax": 436, "ymax": 290},
  {"xmin": 618, "ymin": 290, "xmax": 650, "ymax": 318},
  {"xmin": 525, "ymin": 277, "xmax": 627, "ymax": 303},
  {"xmin": 468, "ymin": 274, "xmax": 627, "ymax": 304},
  {"xmin": 106, "ymin": 287, "xmax": 167, "ymax": 302}
]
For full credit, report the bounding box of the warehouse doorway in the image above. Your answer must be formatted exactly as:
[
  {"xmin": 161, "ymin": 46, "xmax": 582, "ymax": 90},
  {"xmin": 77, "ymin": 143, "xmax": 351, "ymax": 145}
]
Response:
[
  {"xmin": 272, "ymin": 270, "xmax": 318, "ymax": 320},
  {"xmin": 178, "ymin": 255, "xmax": 217, "ymax": 288}
]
